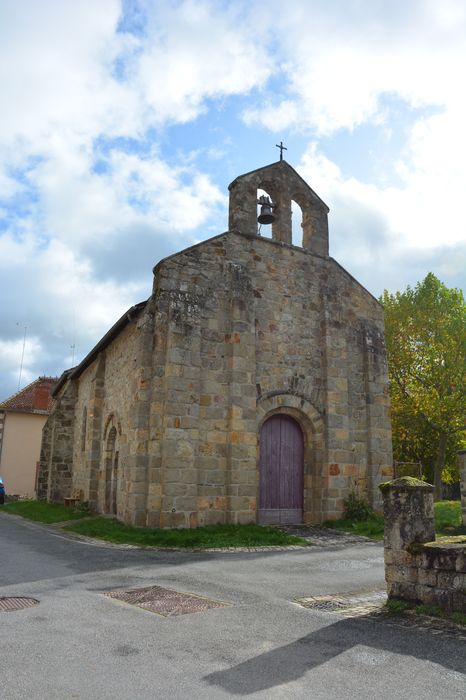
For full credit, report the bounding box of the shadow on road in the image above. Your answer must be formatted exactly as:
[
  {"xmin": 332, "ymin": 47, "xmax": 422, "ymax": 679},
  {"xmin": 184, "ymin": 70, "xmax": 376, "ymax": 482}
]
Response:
[{"xmin": 204, "ymin": 615, "xmax": 466, "ymax": 695}]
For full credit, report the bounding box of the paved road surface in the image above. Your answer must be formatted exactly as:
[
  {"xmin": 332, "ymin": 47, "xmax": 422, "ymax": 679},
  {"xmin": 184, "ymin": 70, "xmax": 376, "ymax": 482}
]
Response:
[{"xmin": 0, "ymin": 511, "xmax": 465, "ymax": 699}]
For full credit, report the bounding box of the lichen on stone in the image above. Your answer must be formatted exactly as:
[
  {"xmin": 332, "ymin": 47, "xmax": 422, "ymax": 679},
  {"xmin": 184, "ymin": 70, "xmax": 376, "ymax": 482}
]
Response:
[
  {"xmin": 406, "ymin": 541, "xmax": 427, "ymax": 555},
  {"xmin": 423, "ymin": 536, "xmax": 466, "ymax": 548},
  {"xmin": 379, "ymin": 476, "xmax": 433, "ymax": 492}
]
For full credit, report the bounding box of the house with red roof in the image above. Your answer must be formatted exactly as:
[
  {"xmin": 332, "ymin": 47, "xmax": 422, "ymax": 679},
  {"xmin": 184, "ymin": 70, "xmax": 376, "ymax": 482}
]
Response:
[{"xmin": 0, "ymin": 377, "xmax": 57, "ymax": 497}]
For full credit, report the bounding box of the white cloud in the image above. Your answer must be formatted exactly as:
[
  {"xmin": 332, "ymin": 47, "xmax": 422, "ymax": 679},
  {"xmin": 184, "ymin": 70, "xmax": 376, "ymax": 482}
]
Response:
[
  {"xmin": 136, "ymin": 0, "xmax": 272, "ymax": 125},
  {"xmin": 0, "ymin": 335, "xmax": 44, "ymax": 393},
  {"xmin": 297, "ymin": 140, "xmax": 466, "ymax": 295},
  {"xmin": 0, "ymin": 0, "xmax": 465, "ymax": 401},
  {"xmin": 244, "ymin": 0, "xmax": 466, "ymax": 135},
  {"xmin": 241, "ymin": 1, "xmax": 466, "ymax": 287}
]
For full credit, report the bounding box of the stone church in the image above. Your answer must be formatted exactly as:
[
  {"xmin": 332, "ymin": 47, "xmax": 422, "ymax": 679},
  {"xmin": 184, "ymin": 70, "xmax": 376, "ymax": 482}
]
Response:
[{"xmin": 38, "ymin": 159, "xmax": 393, "ymax": 528}]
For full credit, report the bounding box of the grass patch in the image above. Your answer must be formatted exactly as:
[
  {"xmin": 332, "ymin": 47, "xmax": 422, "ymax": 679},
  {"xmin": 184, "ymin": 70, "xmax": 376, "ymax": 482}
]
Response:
[
  {"xmin": 323, "ymin": 514, "xmax": 385, "ymax": 540},
  {"xmin": 384, "ymin": 599, "xmax": 466, "ymax": 626},
  {"xmin": 1, "ymin": 499, "xmax": 91, "ymax": 524},
  {"xmin": 414, "ymin": 603, "xmax": 447, "ymax": 618},
  {"xmin": 385, "ymin": 599, "xmax": 411, "ymax": 614},
  {"xmin": 434, "ymin": 500, "xmax": 465, "ymax": 536},
  {"xmin": 323, "ymin": 500, "xmax": 465, "ymax": 541},
  {"xmin": 451, "ymin": 611, "xmax": 466, "ymax": 626},
  {"xmin": 64, "ymin": 518, "xmax": 310, "ymax": 548}
]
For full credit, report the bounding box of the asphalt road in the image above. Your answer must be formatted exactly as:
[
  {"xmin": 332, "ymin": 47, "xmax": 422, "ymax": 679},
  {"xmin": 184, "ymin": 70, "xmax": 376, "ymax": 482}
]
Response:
[{"xmin": 1, "ymin": 511, "xmax": 465, "ymax": 699}]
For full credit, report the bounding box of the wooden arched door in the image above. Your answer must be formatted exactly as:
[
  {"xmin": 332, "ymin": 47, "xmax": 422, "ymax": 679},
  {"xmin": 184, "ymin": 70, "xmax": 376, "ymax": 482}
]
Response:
[{"xmin": 258, "ymin": 414, "xmax": 304, "ymax": 524}]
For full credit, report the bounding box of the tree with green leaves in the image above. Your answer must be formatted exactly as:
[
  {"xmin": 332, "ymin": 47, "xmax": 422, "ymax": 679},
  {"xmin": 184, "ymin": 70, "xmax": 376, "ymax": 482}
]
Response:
[{"xmin": 382, "ymin": 273, "xmax": 466, "ymax": 499}]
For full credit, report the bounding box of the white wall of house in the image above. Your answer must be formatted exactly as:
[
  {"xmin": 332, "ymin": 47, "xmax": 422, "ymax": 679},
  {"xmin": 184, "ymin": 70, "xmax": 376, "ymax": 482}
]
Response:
[{"xmin": 0, "ymin": 412, "xmax": 47, "ymax": 497}]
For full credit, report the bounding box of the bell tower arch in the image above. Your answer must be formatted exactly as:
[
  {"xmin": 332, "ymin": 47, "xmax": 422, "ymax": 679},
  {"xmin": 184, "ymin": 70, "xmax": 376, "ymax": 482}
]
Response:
[{"xmin": 228, "ymin": 160, "xmax": 329, "ymax": 256}]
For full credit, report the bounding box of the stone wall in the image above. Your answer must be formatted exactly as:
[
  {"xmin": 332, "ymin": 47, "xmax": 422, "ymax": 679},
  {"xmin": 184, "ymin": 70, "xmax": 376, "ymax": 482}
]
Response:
[
  {"xmin": 37, "ymin": 380, "xmax": 77, "ymax": 502},
  {"xmin": 380, "ymin": 477, "xmax": 466, "ymax": 613},
  {"xmin": 459, "ymin": 450, "xmax": 466, "ymax": 526},
  {"xmin": 71, "ymin": 319, "xmax": 141, "ymax": 515},
  {"xmin": 143, "ymin": 228, "xmax": 392, "ymax": 528}
]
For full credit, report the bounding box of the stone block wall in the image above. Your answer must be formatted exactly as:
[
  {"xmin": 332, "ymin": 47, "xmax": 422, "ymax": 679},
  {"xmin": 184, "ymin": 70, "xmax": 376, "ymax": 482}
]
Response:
[
  {"xmin": 71, "ymin": 319, "xmax": 141, "ymax": 516},
  {"xmin": 148, "ymin": 237, "xmax": 258, "ymax": 528},
  {"xmin": 39, "ymin": 223, "xmax": 392, "ymax": 528},
  {"xmin": 144, "ymin": 229, "xmax": 392, "ymax": 527},
  {"xmin": 381, "ymin": 477, "xmax": 466, "ymax": 613},
  {"xmin": 37, "ymin": 379, "xmax": 77, "ymax": 502}
]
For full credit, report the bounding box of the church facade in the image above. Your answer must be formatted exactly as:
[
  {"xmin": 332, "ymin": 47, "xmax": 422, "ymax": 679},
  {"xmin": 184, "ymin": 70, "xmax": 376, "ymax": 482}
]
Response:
[{"xmin": 38, "ymin": 160, "xmax": 393, "ymax": 528}]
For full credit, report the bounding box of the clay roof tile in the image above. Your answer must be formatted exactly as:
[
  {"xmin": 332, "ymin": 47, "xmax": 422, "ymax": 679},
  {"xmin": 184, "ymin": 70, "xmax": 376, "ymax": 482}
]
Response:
[{"xmin": 0, "ymin": 377, "xmax": 58, "ymax": 414}]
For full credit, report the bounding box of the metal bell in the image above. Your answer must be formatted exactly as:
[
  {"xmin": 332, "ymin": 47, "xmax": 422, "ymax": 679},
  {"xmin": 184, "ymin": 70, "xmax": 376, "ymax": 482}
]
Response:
[{"xmin": 257, "ymin": 195, "xmax": 275, "ymax": 225}]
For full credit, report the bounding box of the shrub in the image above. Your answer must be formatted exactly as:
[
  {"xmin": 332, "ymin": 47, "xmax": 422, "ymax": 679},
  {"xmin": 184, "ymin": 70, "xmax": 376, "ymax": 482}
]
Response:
[{"xmin": 343, "ymin": 492, "xmax": 373, "ymax": 521}]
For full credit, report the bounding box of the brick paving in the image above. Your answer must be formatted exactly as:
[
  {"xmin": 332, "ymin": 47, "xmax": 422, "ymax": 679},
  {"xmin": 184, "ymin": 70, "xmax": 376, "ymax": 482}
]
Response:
[{"xmin": 276, "ymin": 524, "xmax": 377, "ymax": 547}]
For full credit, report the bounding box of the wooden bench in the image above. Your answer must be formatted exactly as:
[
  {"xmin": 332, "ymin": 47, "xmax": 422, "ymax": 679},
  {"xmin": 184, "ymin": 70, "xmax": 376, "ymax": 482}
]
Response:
[{"xmin": 63, "ymin": 497, "xmax": 80, "ymax": 507}]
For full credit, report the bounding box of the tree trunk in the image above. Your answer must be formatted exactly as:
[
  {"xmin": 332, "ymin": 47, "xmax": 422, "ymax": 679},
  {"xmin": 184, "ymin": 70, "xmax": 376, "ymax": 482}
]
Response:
[{"xmin": 433, "ymin": 431, "xmax": 448, "ymax": 500}]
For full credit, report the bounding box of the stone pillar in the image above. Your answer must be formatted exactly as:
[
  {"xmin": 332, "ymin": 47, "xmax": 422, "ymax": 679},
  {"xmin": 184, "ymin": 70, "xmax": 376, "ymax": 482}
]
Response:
[
  {"xmin": 459, "ymin": 450, "xmax": 466, "ymax": 527},
  {"xmin": 38, "ymin": 380, "xmax": 77, "ymax": 503},
  {"xmin": 272, "ymin": 189, "xmax": 292, "ymax": 245},
  {"xmin": 380, "ymin": 477, "xmax": 435, "ymax": 602},
  {"xmin": 128, "ymin": 302, "xmax": 155, "ymax": 527},
  {"xmin": 363, "ymin": 326, "xmax": 393, "ymax": 512},
  {"xmin": 87, "ymin": 354, "xmax": 105, "ymax": 512},
  {"xmin": 158, "ymin": 289, "xmax": 201, "ymax": 529},
  {"xmin": 225, "ymin": 261, "xmax": 257, "ymax": 525}
]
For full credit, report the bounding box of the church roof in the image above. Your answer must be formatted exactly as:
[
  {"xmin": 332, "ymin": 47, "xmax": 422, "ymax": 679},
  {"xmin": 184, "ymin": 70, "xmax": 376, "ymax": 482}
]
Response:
[{"xmin": 0, "ymin": 376, "xmax": 58, "ymax": 414}]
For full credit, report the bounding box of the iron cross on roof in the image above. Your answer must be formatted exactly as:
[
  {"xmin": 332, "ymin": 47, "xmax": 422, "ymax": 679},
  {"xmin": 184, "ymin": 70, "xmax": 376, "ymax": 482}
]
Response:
[{"xmin": 276, "ymin": 141, "xmax": 287, "ymax": 160}]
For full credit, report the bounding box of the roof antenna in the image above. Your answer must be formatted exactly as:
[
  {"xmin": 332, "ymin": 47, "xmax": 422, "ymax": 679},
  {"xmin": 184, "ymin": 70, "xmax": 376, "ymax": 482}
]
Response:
[{"xmin": 71, "ymin": 307, "xmax": 76, "ymax": 367}]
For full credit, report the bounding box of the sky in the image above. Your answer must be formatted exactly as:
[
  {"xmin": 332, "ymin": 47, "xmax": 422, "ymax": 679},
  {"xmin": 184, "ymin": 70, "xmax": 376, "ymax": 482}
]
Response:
[{"xmin": 1, "ymin": 0, "xmax": 465, "ymax": 401}]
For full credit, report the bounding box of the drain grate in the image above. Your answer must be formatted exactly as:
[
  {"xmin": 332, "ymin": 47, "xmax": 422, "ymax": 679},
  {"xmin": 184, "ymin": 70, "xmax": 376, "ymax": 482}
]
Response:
[
  {"xmin": 104, "ymin": 585, "xmax": 228, "ymax": 617},
  {"xmin": 296, "ymin": 589, "xmax": 387, "ymax": 616},
  {"xmin": 304, "ymin": 599, "xmax": 347, "ymax": 612},
  {"xmin": 0, "ymin": 597, "xmax": 39, "ymax": 612}
]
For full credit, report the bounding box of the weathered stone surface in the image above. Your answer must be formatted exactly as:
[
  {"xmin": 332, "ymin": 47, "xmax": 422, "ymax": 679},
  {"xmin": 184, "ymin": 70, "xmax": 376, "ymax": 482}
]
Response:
[
  {"xmin": 381, "ymin": 477, "xmax": 435, "ymax": 549},
  {"xmin": 380, "ymin": 477, "xmax": 466, "ymax": 613},
  {"xmin": 39, "ymin": 160, "xmax": 392, "ymax": 528}
]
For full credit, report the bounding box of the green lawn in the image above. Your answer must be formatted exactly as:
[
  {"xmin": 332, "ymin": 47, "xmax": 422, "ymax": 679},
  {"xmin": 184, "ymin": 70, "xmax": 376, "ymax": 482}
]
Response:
[
  {"xmin": 2, "ymin": 497, "xmax": 464, "ymax": 546},
  {"xmin": 1, "ymin": 500, "xmax": 309, "ymax": 547},
  {"xmin": 324, "ymin": 500, "xmax": 465, "ymax": 540},
  {"xmin": 63, "ymin": 518, "xmax": 310, "ymax": 548},
  {"xmin": 323, "ymin": 514, "xmax": 385, "ymax": 540},
  {"xmin": 1, "ymin": 499, "xmax": 91, "ymax": 523},
  {"xmin": 434, "ymin": 500, "xmax": 465, "ymax": 536}
]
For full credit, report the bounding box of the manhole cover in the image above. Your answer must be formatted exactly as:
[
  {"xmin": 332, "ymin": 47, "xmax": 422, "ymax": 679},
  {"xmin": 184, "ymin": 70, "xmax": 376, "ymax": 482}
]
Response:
[
  {"xmin": 104, "ymin": 585, "xmax": 228, "ymax": 617},
  {"xmin": 0, "ymin": 597, "xmax": 39, "ymax": 612}
]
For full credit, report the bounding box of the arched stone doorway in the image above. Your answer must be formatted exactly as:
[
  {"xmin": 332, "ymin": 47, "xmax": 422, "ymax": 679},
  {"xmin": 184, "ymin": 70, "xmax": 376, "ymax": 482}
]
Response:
[
  {"xmin": 104, "ymin": 426, "xmax": 118, "ymax": 515},
  {"xmin": 258, "ymin": 414, "xmax": 304, "ymax": 524}
]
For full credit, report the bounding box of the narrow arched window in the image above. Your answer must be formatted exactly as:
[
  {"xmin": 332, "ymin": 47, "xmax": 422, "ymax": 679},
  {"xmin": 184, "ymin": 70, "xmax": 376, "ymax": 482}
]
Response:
[
  {"xmin": 81, "ymin": 407, "xmax": 87, "ymax": 452},
  {"xmin": 291, "ymin": 199, "xmax": 304, "ymax": 247}
]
